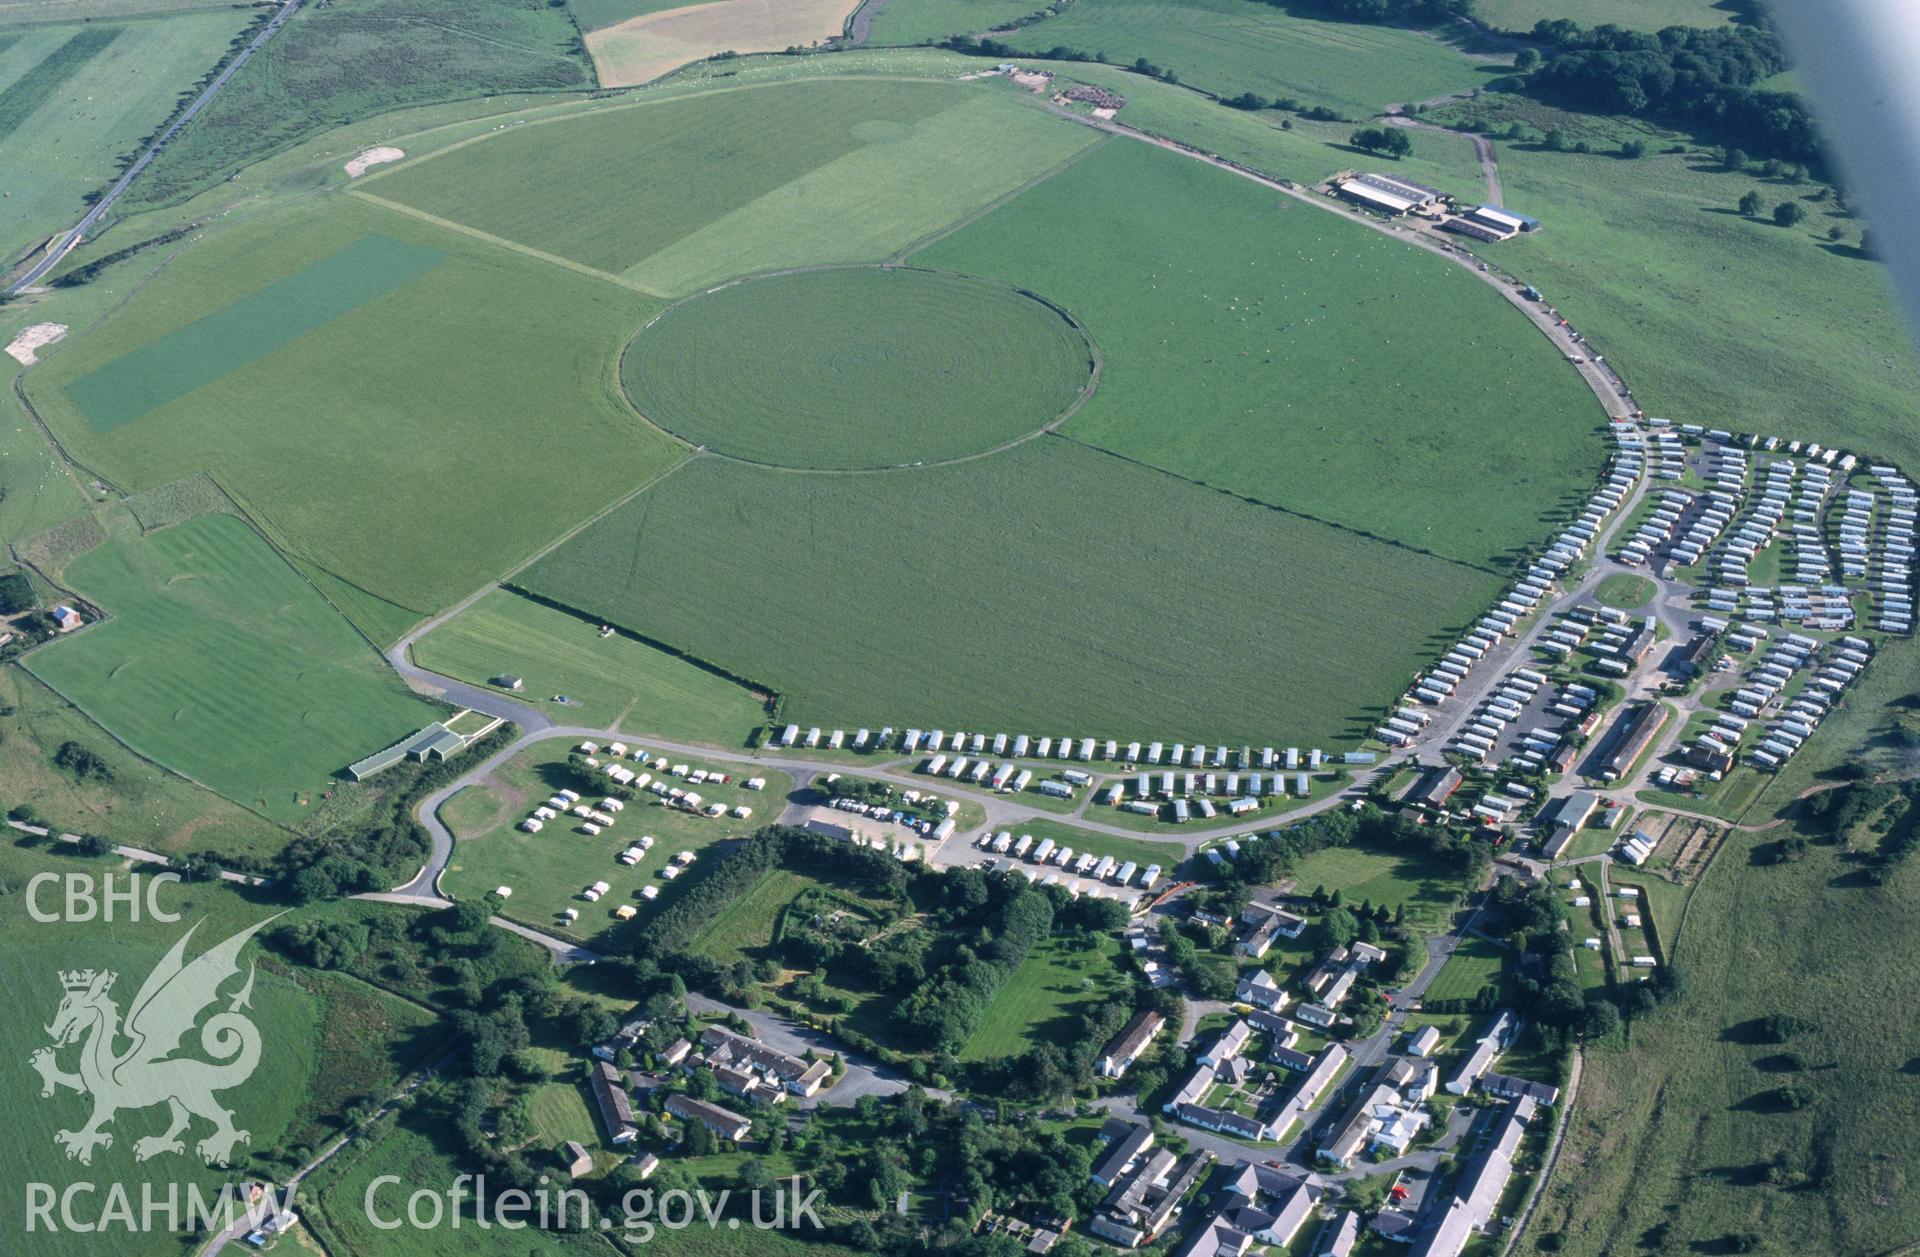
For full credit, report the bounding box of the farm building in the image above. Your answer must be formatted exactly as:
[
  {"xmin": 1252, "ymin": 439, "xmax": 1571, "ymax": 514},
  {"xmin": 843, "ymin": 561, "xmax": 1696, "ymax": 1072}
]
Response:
[
  {"xmin": 589, "ymin": 1059, "xmax": 639, "ymax": 1144},
  {"xmin": 346, "ymin": 723, "xmax": 468, "ymax": 781},
  {"xmin": 665, "ymin": 1094, "xmax": 752, "ymax": 1142},
  {"xmin": 1598, "ymin": 702, "xmax": 1667, "ymax": 781},
  {"xmin": 1408, "ymin": 765, "xmax": 1462, "ymax": 808},
  {"xmin": 1336, "ymin": 172, "xmax": 1443, "ymax": 216}
]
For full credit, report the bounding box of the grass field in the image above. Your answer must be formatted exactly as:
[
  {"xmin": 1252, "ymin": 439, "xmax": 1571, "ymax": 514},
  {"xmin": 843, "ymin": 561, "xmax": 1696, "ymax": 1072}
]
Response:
[
  {"xmin": 0, "ymin": 667, "xmax": 295, "ymax": 859},
  {"xmin": 438, "ymin": 743, "xmax": 793, "ymax": 947},
  {"xmin": 0, "ymin": 10, "xmax": 252, "ymax": 269},
  {"xmin": 960, "ymin": 932, "xmax": 1129, "ymax": 1060},
  {"xmin": 1423, "ymin": 933, "xmax": 1505, "ymax": 1002},
  {"xmin": 412, "ymin": 588, "xmax": 768, "ymax": 746},
  {"xmin": 865, "ymin": 0, "xmax": 1053, "ymax": 44},
  {"xmin": 0, "ymin": 380, "xmax": 90, "ymax": 544},
  {"xmin": 368, "ymin": 77, "xmax": 1100, "ymax": 296},
  {"xmin": 1283, "ymin": 838, "xmax": 1463, "ymax": 932},
  {"xmin": 306, "ymin": 1117, "xmax": 616, "ymax": 1257},
  {"xmin": 23, "ymin": 194, "xmax": 681, "ymax": 645},
  {"xmin": 915, "ymin": 138, "xmax": 1606, "ymax": 572},
  {"xmin": 585, "ymin": 0, "xmax": 862, "ymax": 88},
  {"xmin": 0, "ymin": 842, "xmax": 436, "ymax": 1257},
  {"xmin": 1472, "ymin": 0, "xmax": 1734, "ymax": 32},
  {"xmin": 1042, "ymin": 59, "xmax": 1493, "ymax": 195},
  {"xmin": 1592, "ymin": 572, "xmax": 1654, "ymax": 609},
  {"xmin": 520, "ymin": 438, "xmax": 1498, "ymax": 745},
  {"xmin": 1426, "ymin": 98, "xmax": 1920, "ymax": 477},
  {"xmin": 0, "ymin": 0, "xmax": 241, "ymax": 19},
  {"xmin": 689, "ymin": 866, "xmax": 822, "ymax": 966},
  {"xmin": 994, "ymin": 0, "xmax": 1489, "ymax": 117},
  {"xmin": 128, "ymin": 0, "xmax": 591, "ymax": 211},
  {"xmin": 527, "ymin": 1079, "xmax": 601, "ymax": 1148},
  {"xmin": 23, "ymin": 513, "xmax": 436, "ymax": 822},
  {"xmin": 625, "ymin": 266, "xmax": 1091, "ymax": 467},
  {"xmin": 1521, "ymin": 825, "xmax": 1920, "ymax": 1255}
]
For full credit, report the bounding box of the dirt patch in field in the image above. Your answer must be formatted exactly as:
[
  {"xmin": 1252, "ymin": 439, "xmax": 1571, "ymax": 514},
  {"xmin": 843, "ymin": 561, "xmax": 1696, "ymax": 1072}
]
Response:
[
  {"xmin": 4, "ymin": 322, "xmax": 67, "ymax": 365},
  {"xmin": 584, "ymin": 0, "xmax": 861, "ymax": 88},
  {"xmin": 345, "ymin": 146, "xmax": 405, "ymax": 177}
]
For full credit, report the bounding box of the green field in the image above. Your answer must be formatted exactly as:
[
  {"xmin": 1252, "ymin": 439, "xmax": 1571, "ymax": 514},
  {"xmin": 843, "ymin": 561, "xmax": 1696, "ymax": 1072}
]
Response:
[
  {"xmin": 0, "ymin": 10, "xmax": 252, "ymax": 269},
  {"xmin": 367, "ymin": 77, "xmax": 1101, "ymax": 295},
  {"xmin": 625, "ymin": 266, "xmax": 1092, "ymax": 467},
  {"xmin": 1423, "ymin": 932, "xmax": 1505, "ymax": 1002},
  {"xmin": 438, "ymin": 743, "xmax": 793, "ymax": 946},
  {"xmin": 916, "ymin": 138, "xmax": 1605, "ymax": 571},
  {"xmin": 1283, "ymin": 838, "xmax": 1463, "ymax": 932},
  {"xmin": 22, "ymin": 513, "xmax": 436, "ymax": 822},
  {"xmin": 0, "ymin": 842, "xmax": 435, "ymax": 1257},
  {"xmin": 1472, "ymin": 0, "xmax": 1733, "ymax": 32},
  {"xmin": 23, "ymin": 194, "xmax": 680, "ymax": 645},
  {"xmin": 0, "ymin": 667, "xmax": 295, "ymax": 859},
  {"xmin": 128, "ymin": 0, "xmax": 592, "ymax": 211},
  {"xmin": 520, "ymin": 438, "xmax": 1497, "ymax": 745},
  {"xmin": 865, "ymin": 0, "xmax": 1053, "ymax": 43},
  {"xmin": 413, "ymin": 588, "xmax": 768, "ymax": 746},
  {"xmin": 65, "ymin": 233, "xmax": 446, "ymax": 431},
  {"xmin": 1426, "ymin": 98, "xmax": 1920, "ymax": 477},
  {"xmin": 689, "ymin": 866, "xmax": 823, "ymax": 967},
  {"xmin": 567, "ymin": 0, "xmax": 692, "ymax": 31},
  {"xmin": 960, "ymin": 932, "xmax": 1130, "ymax": 1060},
  {"xmin": 1521, "ymin": 825, "xmax": 1920, "ymax": 1255},
  {"xmin": 0, "ymin": 382, "xmax": 90, "ymax": 544},
  {"xmin": 995, "ymin": 0, "xmax": 1488, "ymax": 117}
]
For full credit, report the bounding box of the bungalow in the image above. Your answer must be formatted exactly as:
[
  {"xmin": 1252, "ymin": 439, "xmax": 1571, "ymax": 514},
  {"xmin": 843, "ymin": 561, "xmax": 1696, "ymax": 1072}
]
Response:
[
  {"xmin": 1236, "ymin": 969, "xmax": 1290, "ymax": 1012},
  {"xmin": 1099, "ymin": 1011, "xmax": 1166, "ymax": 1079},
  {"xmin": 1236, "ymin": 905, "xmax": 1307, "ymax": 958},
  {"xmin": 1407, "ymin": 1096, "xmax": 1538, "ymax": 1256},
  {"xmin": 1297, "ymin": 1002, "xmax": 1339, "ymax": 1029},
  {"xmin": 1092, "ymin": 1122, "xmax": 1155, "ymax": 1187},
  {"xmin": 1478, "ymin": 1071, "xmax": 1559, "ymax": 1105},
  {"xmin": 1445, "ymin": 1011, "xmax": 1517, "ymax": 1096},
  {"xmin": 1405, "ymin": 1025, "xmax": 1442, "ymax": 1058},
  {"xmin": 1198, "ymin": 1019, "xmax": 1252, "ymax": 1068}
]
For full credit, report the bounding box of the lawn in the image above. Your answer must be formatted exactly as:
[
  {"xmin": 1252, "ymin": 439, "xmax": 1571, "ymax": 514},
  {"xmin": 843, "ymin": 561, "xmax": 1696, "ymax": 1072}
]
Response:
[
  {"xmin": 1426, "ymin": 97, "xmax": 1920, "ymax": 479},
  {"xmin": 689, "ymin": 866, "xmax": 823, "ymax": 967},
  {"xmin": 584, "ymin": 0, "xmax": 863, "ymax": 88},
  {"xmin": 1520, "ymin": 824, "xmax": 1920, "ymax": 1255},
  {"xmin": 22, "ymin": 194, "xmax": 681, "ymax": 646},
  {"xmin": 519, "ymin": 438, "xmax": 1499, "ymax": 745},
  {"xmin": 366, "ymin": 76, "xmax": 1100, "ymax": 296},
  {"xmin": 22, "ymin": 513, "xmax": 437, "ymax": 824},
  {"xmin": 0, "ymin": 841, "xmax": 434, "ymax": 1257},
  {"xmin": 1592, "ymin": 572, "xmax": 1654, "ymax": 610},
  {"xmin": 623, "ymin": 266, "xmax": 1092, "ymax": 468},
  {"xmin": 411, "ymin": 588, "xmax": 769, "ymax": 747},
  {"xmin": 1282, "ymin": 838, "xmax": 1463, "ymax": 932},
  {"xmin": 438, "ymin": 742, "xmax": 793, "ymax": 948},
  {"xmin": 961, "ymin": 932, "xmax": 1130, "ymax": 1060},
  {"xmin": 527, "ymin": 1079, "xmax": 601, "ymax": 1148},
  {"xmin": 993, "ymin": 0, "xmax": 1490, "ymax": 118},
  {"xmin": 865, "ymin": 0, "xmax": 1054, "ymax": 43},
  {"xmin": 1423, "ymin": 933, "xmax": 1506, "ymax": 1002},
  {"xmin": 914, "ymin": 137, "xmax": 1607, "ymax": 572},
  {"xmin": 127, "ymin": 0, "xmax": 592, "ymax": 211},
  {"xmin": 0, "ymin": 10, "xmax": 252, "ymax": 270}
]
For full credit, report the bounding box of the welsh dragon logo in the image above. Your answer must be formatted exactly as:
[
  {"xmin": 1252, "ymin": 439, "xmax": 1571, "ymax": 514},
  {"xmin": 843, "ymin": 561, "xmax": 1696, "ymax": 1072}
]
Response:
[{"xmin": 29, "ymin": 915, "xmax": 278, "ymax": 1167}]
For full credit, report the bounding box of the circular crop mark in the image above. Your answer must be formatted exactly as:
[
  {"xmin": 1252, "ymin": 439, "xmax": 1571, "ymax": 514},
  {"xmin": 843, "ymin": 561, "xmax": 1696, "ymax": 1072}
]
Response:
[{"xmin": 620, "ymin": 266, "xmax": 1096, "ymax": 470}]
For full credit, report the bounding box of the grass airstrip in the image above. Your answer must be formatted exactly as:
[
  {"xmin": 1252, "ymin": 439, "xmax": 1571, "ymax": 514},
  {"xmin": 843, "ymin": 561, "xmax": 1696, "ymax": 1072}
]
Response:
[{"xmin": 23, "ymin": 514, "xmax": 434, "ymax": 823}]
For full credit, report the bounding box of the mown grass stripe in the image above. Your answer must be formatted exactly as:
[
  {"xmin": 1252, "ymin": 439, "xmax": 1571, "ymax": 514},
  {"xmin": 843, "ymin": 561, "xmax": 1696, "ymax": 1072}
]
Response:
[
  {"xmin": 0, "ymin": 25, "xmax": 119, "ymax": 140},
  {"xmin": 64, "ymin": 233, "xmax": 444, "ymax": 431}
]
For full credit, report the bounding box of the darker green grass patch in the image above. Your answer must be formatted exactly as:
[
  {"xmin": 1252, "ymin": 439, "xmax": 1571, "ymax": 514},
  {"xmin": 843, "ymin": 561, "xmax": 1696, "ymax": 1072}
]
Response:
[
  {"xmin": 63, "ymin": 234, "xmax": 443, "ymax": 431},
  {"xmin": 0, "ymin": 24, "xmax": 119, "ymax": 140}
]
